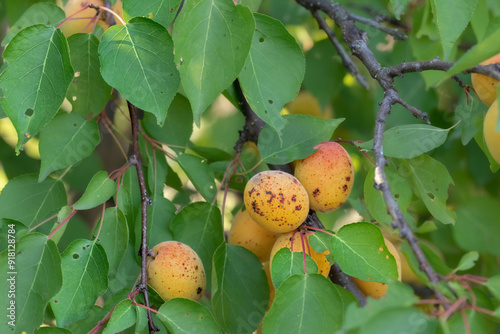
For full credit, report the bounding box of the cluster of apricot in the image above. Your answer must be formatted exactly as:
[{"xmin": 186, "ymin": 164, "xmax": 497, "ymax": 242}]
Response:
[{"xmin": 471, "ymin": 54, "xmax": 500, "ymax": 164}]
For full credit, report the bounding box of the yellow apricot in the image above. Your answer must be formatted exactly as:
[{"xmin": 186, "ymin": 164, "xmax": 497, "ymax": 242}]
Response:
[
  {"xmin": 270, "ymin": 230, "xmax": 331, "ymax": 277},
  {"xmin": 484, "ymin": 99, "xmax": 500, "ymax": 164},
  {"xmin": 112, "ymin": 0, "xmax": 124, "ymax": 25},
  {"xmin": 227, "ymin": 209, "xmax": 280, "ymax": 262},
  {"xmin": 472, "ymin": 53, "xmax": 500, "ymax": 106},
  {"xmin": 285, "ymin": 91, "xmax": 330, "ymax": 119},
  {"xmin": 147, "ymin": 241, "xmax": 206, "ymax": 301},
  {"xmin": 294, "ymin": 141, "xmax": 354, "ymax": 212},
  {"xmin": 244, "ymin": 171, "xmax": 309, "ymax": 233},
  {"xmin": 61, "ymin": 0, "xmax": 106, "ymax": 37},
  {"xmin": 352, "ymin": 238, "xmax": 401, "ymax": 299}
]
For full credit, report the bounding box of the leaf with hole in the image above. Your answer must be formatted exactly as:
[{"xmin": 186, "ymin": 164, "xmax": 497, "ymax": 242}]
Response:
[
  {"xmin": 66, "ymin": 33, "xmax": 112, "ymax": 118},
  {"xmin": 238, "ymin": 13, "xmax": 305, "ymax": 135},
  {"xmin": 50, "ymin": 239, "xmax": 108, "ymax": 327},
  {"xmin": 0, "ymin": 25, "xmax": 73, "ymax": 152},
  {"xmin": 400, "ymin": 155, "xmax": 455, "ymax": 225}
]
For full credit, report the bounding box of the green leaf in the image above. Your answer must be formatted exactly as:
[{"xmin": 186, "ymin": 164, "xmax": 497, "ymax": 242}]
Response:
[
  {"xmin": 172, "ymin": 0, "xmax": 255, "ymax": 124},
  {"xmin": 263, "ymin": 274, "xmax": 356, "ymax": 333},
  {"xmin": 445, "ymin": 26, "xmax": 500, "ymax": 78},
  {"xmin": 358, "ymin": 124, "xmax": 450, "ymax": 159},
  {"xmin": 212, "ymin": 244, "xmax": 269, "ymax": 334},
  {"xmin": 470, "ymin": 0, "xmax": 489, "ymax": 41},
  {"xmin": 1, "ymin": 3, "xmax": 65, "ymax": 46},
  {"xmin": 270, "ymin": 248, "xmax": 318, "ymax": 289},
  {"xmin": 341, "ymin": 282, "xmax": 420, "ymax": 331},
  {"xmin": 116, "ymin": 166, "xmax": 141, "ymax": 235},
  {"xmin": 50, "ymin": 239, "xmax": 109, "ymax": 327},
  {"xmin": 308, "ymin": 231, "xmax": 334, "ymax": 263},
  {"xmin": 143, "ymin": 138, "xmax": 168, "ymax": 195},
  {"xmin": 99, "ymin": 17, "xmax": 180, "ymax": 126},
  {"xmin": 35, "ymin": 327, "xmax": 71, "ymax": 334},
  {"xmin": 238, "ymin": 13, "xmax": 304, "ymax": 135},
  {"xmin": 0, "ymin": 233, "xmax": 62, "ymax": 334},
  {"xmin": 157, "ymin": 299, "xmax": 221, "ymax": 334},
  {"xmin": 390, "ymin": 0, "xmax": 411, "ymax": 19},
  {"xmin": 39, "ymin": 113, "xmax": 100, "ymax": 181},
  {"xmin": 142, "ymin": 94, "xmax": 193, "ymax": 154},
  {"xmin": 66, "ymin": 33, "xmax": 112, "ymax": 118},
  {"xmin": 94, "ymin": 207, "xmax": 128, "ymax": 278},
  {"xmin": 177, "ymin": 153, "xmax": 217, "ymax": 202},
  {"xmin": 0, "ymin": 174, "xmax": 67, "ymax": 229},
  {"xmin": 0, "ymin": 25, "xmax": 74, "ymax": 152},
  {"xmin": 0, "ymin": 219, "xmax": 28, "ymax": 251},
  {"xmin": 455, "ymin": 251, "xmax": 479, "ymax": 272},
  {"xmin": 170, "ymin": 202, "xmax": 225, "ymax": 291},
  {"xmin": 430, "ymin": 0, "xmax": 477, "ymax": 60},
  {"xmin": 331, "ymin": 222, "xmax": 398, "ymax": 283},
  {"xmin": 134, "ymin": 194, "xmax": 176, "ymax": 257},
  {"xmin": 485, "ymin": 275, "xmax": 500, "ymax": 301},
  {"xmin": 453, "ymin": 196, "xmax": 500, "ymax": 255},
  {"xmin": 401, "ymin": 155, "xmax": 456, "ymax": 225},
  {"xmin": 123, "ymin": 0, "xmax": 182, "ymax": 29},
  {"xmin": 364, "ymin": 165, "xmax": 412, "ymax": 225},
  {"xmin": 258, "ymin": 114, "xmax": 344, "ymax": 164},
  {"xmin": 103, "ymin": 299, "xmax": 136, "ymax": 334},
  {"xmin": 73, "ymin": 171, "xmax": 116, "ymax": 210}
]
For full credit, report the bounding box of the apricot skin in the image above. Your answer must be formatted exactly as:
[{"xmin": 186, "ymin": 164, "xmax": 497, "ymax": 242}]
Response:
[
  {"xmin": 228, "ymin": 209, "xmax": 280, "ymax": 262},
  {"xmin": 244, "ymin": 171, "xmax": 309, "ymax": 233},
  {"xmin": 61, "ymin": 0, "xmax": 105, "ymax": 37},
  {"xmin": 484, "ymin": 99, "xmax": 500, "ymax": 164},
  {"xmin": 471, "ymin": 54, "xmax": 500, "ymax": 106},
  {"xmin": 352, "ymin": 238, "xmax": 401, "ymax": 299},
  {"xmin": 294, "ymin": 142, "xmax": 354, "ymax": 212},
  {"xmin": 270, "ymin": 230, "xmax": 331, "ymax": 277},
  {"xmin": 147, "ymin": 241, "xmax": 206, "ymax": 302}
]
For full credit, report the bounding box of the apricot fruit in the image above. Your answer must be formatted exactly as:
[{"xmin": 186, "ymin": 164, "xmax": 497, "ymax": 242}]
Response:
[
  {"xmin": 471, "ymin": 53, "xmax": 500, "ymax": 106},
  {"xmin": 270, "ymin": 230, "xmax": 331, "ymax": 277},
  {"xmin": 294, "ymin": 141, "xmax": 354, "ymax": 212},
  {"xmin": 147, "ymin": 241, "xmax": 206, "ymax": 301},
  {"xmin": 244, "ymin": 171, "xmax": 309, "ymax": 233},
  {"xmin": 484, "ymin": 99, "xmax": 500, "ymax": 164},
  {"xmin": 227, "ymin": 209, "xmax": 280, "ymax": 262},
  {"xmin": 352, "ymin": 238, "xmax": 401, "ymax": 299}
]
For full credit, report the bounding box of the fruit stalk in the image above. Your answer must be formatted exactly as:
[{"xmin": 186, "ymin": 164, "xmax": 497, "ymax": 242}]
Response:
[{"xmin": 127, "ymin": 101, "xmax": 158, "ymax": 333}]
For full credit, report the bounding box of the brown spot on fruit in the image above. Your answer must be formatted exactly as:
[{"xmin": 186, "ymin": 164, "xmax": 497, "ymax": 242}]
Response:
[{"xmin": 312, "ymin": 188, "xmax": 320, "ymax": 197}]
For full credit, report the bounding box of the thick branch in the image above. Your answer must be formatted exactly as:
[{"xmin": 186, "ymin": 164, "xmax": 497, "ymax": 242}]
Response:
[{"xmin": 127, "ymin": 102, "xmax": 157, "ymax": 334}]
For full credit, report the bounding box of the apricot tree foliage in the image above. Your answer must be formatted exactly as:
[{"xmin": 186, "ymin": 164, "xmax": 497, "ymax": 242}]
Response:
[{"xmin": 0, "ymin": 0, "xmax": 500, "ymax": 333}]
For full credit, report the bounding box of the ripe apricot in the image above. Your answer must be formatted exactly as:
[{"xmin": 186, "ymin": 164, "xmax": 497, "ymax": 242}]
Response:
[
  {"xmin": 294, "ymin": 141, "xmax": 354, "ymax": 212},
  {"xmin": 484, "ymin": 99, "xmax": 500, "ymax": 164},
  {"xmin": 471, "ymin": 53, "xmax": 500, "ymax": 106},
  {"xmin": 147, "ymin": 241, "xmax": 206, "ymax": 301},
  {"xmin": 227, "ymin": 209, "xmax": 280, "ymax": 262},
  {"xmin": 61, "ymin": 0, "xmax": 106, "ymax": 37},
  {"xmin": 270, "ymin": 230, "xmax": 331, "ymax": 277},
  {"xmin": 352, "ymin": 238, "xmax": 401, "ymax": 299},
  {"xmin": 244, "ymin": 171, "xmax": 309, "ymax": 233}
]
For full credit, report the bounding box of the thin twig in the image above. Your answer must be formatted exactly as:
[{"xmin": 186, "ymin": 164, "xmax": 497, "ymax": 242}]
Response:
[
  {"xmin": 127, "ymin": 102, "xmax": 157, "ymax": 333},
  {"xmin": 311, "ymin": 10, "xmax": 369, "ymax": 89},
  {"xmin": 349, "ymin": 13, "xmax": 407, "ymax": 40}
]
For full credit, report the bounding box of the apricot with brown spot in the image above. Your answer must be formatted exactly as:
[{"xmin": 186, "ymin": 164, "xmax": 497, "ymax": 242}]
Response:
[
  {"xmin": 294, "ymin": 141, "xmax": 354, "ymax": 212},
  {"xmin": 244, "ymin": 171, "xmax": 309, "ymax": 233}
]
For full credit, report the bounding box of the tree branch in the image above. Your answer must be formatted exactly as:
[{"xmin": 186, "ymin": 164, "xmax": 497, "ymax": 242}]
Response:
[{"xmin": 127, "ymin": 102, "xmax": 158, "ymax": 333}]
